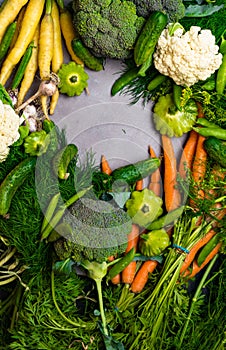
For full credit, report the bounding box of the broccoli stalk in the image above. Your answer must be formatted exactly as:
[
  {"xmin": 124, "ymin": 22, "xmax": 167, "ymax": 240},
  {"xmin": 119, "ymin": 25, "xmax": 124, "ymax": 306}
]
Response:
[{"xmin": 80, "ymin": 260, "xmax": 109, "ymax": 336}]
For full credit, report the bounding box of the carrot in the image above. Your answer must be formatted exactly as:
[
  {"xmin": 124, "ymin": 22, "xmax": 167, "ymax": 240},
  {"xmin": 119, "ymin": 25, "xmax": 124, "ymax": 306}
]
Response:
[
  {"xmin": 135, "ymin": 179, "xmax": 143, "ymax": 191},
  {"xmin": 0, "ymin": 0, "xmax": 28, "ymax": 43},
  {"xmin": 121, "ymin": 224, "xmax": 140, "ymax": 284},
  {"xmin": 161, "ymin": 135, "xmax": 181, "ymax": 212},
  {"xmin": 196, "ymin": 102, "xmax": 205, "ymax": 118},
  {"xmin": 192, "ymin": 135, "xmax": 207, "ymax": 183},
  {"xmin": 49, "ymin": 0, "xmax": 64, "ymax": 115},
  {"xmin": 59, "ymin": 5, "xmax": 84, "ymax": 66},
  {"xmin": 9, "ymin": 5, "xmax": 26, "ymax": 51},
  {"xmin": 38, "ymin": 0, "xmax": 54, "ymax": 118},
  {"xmin": 111, "ymin": 273, "xmax": 121, "ymax": 285},
  {"xmin": 0, "ymin": 0, "xmax": 45, "ymax": 85},
  {"xmin": 17, "ymin": 24, "xmax": 39, "ymax": 106},
  {"xmin": 184, "ymin": 242, "xmax": 222, "ymax": 279},
  {"xmin": 148, "ymin": 146, "xmax": 161, "ymax": 196},
  {"xmin": 101, "ymin": 155, "xmax": 112, "ymax": 175},
  {"xmin": 178, "ymin": 130, "xmax": 199, "ymax": 179},
  {"xmin": 130, "ymin": 260, "xmax": 158, "ymax": 293},
  {"xmin": 180, "ymin": 228, "xmax": 216, "ymax": 274}
]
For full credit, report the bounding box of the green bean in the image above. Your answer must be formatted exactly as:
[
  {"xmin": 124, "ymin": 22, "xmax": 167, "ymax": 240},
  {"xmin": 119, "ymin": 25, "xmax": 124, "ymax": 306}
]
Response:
[
  {"xmin": 197, "ymin": 234, "xmax": 220, "ymax": 267},
  {"xmin": 0, "ymin": 21, "xmax": 17, "ymax": 61},
  {"xmin": 193, "ymin": 126, "xmax": 226, "ymax": 140},
  {"xmin": 41, "ymin": 192, "xmax": 61, "ymax": 233},
  {"xmin": 11, "ymin": 41, "xmax": 34, "ymax": 89},
  {"xmin": 216, "ymin": 54, "xmax": 226, "ymax": 95}
]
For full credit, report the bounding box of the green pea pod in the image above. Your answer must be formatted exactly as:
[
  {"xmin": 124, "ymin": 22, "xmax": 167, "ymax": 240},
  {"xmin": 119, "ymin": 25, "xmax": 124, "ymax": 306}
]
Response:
[
  {"xmin": 193, "ymin": 126, "xmax": 226, "ymax": 140},
  {"xmin": 197, "ymin": 234, "xmax": 220, "ymax": 267},
  {"xmin": 107, "ymin": 247, "xmax": 135, "ymax": 280},
  {"xmin": 147, "ymin": 74, "xmax": 168, "ymax": 91},
  {"xmin": 216, "ymin": 54, "xmax": 226, "ymax": 95},
  {"xmin": 147, "ymin": 206, "xmax": 185, "ymax": 231},
  {"xmin": 0, "ymin": 21, "xmax": 17, "ymax": 61},
  {"xmin": 11, "ymin": 41, "xmax": 34, "ymax": 90},
  {"xmin": 111, "ymin": 67, "xmax": 139, "ymax": 96},
  {"xmin": 173, "ymin": 83, "xmax": 183, "ymax": 111},
  {"xmin": 41, "ymin": 192, "xmax": 61, "ymax": 233},
  {"xmin": 196, "ymin": 118, "xmax": 222, "ymax": 129}
]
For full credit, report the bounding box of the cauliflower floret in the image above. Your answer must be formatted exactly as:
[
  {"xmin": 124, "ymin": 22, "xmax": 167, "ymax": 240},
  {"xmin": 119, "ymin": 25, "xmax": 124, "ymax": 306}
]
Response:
[
  {"xmin": 0, "ymin": 100, "xmax": 20, "ymax": 162},
  {"xmin": 153, "ymin": 25, "xmax": 223, "ymax": 87}
]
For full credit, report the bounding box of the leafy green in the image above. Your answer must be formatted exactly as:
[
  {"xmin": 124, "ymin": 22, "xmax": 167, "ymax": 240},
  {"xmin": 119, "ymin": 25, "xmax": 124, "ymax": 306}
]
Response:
[{"xmin": 185, "ymin": 3, "xmax": 224, "ymax": 17}]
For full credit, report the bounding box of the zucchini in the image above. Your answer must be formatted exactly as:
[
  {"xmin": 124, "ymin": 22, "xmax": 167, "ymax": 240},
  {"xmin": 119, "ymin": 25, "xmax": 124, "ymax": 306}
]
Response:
[
  {"xmin": 111, "ymin": 158, "xmax": 161, "ymax": 185},
  {"xmin": 204, "ymin": 136, "xmax": 226, "ymax": 168},
  {"xmin": 53, "ymin": 143, "xmax": 78, "ymax": 180},
  {"xmin": 134, "ymin": 11, "xmax": 168, "ymax": 66},
  {"xmin": 71, "ymin": 38, "xmax": 103, "ymax": 71},
  {"xmin": 0, "ymin": 157, "xmax": 36, "ymax": 216}
]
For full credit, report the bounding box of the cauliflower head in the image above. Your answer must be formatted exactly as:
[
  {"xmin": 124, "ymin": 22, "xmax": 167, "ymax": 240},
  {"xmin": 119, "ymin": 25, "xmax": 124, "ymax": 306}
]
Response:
[
  {"xmin": 0, "ymin": 100, "xmax": 20, "ymax": 162},
  {"xmin": 72, "ymin": 0, "xmax": 145, "ymax": 59},
  {"xmin": 153, "ymin": 25, "xmax": 223, "ymax": 87}
]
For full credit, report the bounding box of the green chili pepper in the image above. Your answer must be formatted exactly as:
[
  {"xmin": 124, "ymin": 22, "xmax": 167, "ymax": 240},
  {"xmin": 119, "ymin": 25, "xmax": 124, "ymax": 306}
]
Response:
[
  {"xmin": 107, "ymin": 247, "xmax": 135, "ymax": 280},
  {"xmin": 193, "ymin": 126, "xmax": 226, "ymax": 140},
  {"xmin": 0, "ymin": 21, "xmax": 17, "ymax": 61},
  {"xmin": 11, "ymin": 41, "xmax": 34, "ymax": 89},
  {"xmin": 197, "ymin": 234, "xmax": 220, "ymax": 267}
]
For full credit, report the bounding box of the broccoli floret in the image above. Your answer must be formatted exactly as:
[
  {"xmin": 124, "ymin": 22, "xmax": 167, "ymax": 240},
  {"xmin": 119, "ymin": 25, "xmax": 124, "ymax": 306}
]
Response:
[
  {"xmin": 131, "ymin": 0, "xmax": 185, "ymax": 22},
  {"xmin": 54, "ymin": 197, "xmax": 132, "ymax": 263},
  {"xmin": 72, "ymin": 0, "xmax": 145, "ymax": 59}
]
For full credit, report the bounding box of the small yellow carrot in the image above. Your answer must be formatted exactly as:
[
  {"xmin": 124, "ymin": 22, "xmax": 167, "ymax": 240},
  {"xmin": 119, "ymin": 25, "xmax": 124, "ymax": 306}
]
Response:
[
  {"xmin": 0, "ymin": 0, "xmax": 28, "ymax": 43},
  {"xmin": 49, "ymin": 0, "xmax": 64, "ymax": 115},
  {"xmin": 0, "ymin": 0, "xmax": 45, "ymax": 85},
  {"xmin": 9, "ymin": 5, "xmax": 26, "ymax": 51},
  {"xmin": 59, "ymin": 5, "xmax": 84, "ymax": 66},
  {"xmin": 38, "ymin": 0, "xmax": 54, "ymax": 118},
  {"xmin": 17, "ymin": 24, "xmax": 39, "ymax": 107}
]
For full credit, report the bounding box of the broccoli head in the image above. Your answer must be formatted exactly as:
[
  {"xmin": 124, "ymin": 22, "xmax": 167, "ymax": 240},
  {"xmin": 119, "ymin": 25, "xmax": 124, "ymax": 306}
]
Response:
[
  {"xmin": 131, "ymin": 0, "xmax": 185, "ymax": 22},
  {"xmin": 54, "ymin": 197, "xmax": 132, "ymax": 263},
  {"xmin": 72, "ymin": 0, "xmax": 145, "ymax": 59}
]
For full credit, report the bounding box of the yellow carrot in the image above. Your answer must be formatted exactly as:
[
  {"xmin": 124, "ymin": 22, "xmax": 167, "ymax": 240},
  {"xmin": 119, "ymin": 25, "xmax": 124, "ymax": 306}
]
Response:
[
  {"xmin": 38, "ymin": 0, "xmax": 54, "ymax": 118},
  {"xmin": 0, "ymin": 0, "xmax": 28, "ymax": 43},
  {"xmin": 59, "ymin": 8, "xmax": 84, "ymax": 66},
  {"xmin": 49, "ymin": 0, "xmax": 64, "ymax": 115},
  {"xmin": 9, "ymin": 5, "xmax": 26, "ymax": 50},
  {"xmin": 0, "ymin": 0, "xmax": 45, "ymax": 85},
  {"xmin": 17, "ymin": 24, "xmax": 39, "ymax": 106}
]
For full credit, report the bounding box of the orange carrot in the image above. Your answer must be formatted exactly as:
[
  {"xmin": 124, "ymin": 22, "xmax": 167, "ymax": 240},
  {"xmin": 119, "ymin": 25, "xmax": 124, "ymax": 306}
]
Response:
[
  {"xmin": 161, "ymin": 135, "xmax": 181, "ymax": 212},
  {"xmin": 192, "ymin": 135, "xmax": 207, "ymax": 184},
  {"xmin": 196, "ymin": 102, "xmax": 205, "ymax": 118},
  {"xmin": 121, "ymin": 224, "xmax": 140, "ymax": 284},
  {"xmin": 180, "ymin": 229, "xmax": 216, "ymax": 274},
  {"xmin": 184, "ymin": 242, "xmax": 222, "ymax": 279},
  {"xmin": 101, "ymin": 155, "xmax": 112, "ymax": 175},
  {"xmin": 178, "ymin": 130, "xmax": 199, "ymax": 179},
  {"xmin": 135, "ymin": 179, "xmax": 143, "ymax": 191},
  {"xmin": 148, "ymin": 146, "xmax": 161, "ymax": 196},
  {"xmin": 130, "ymin": 260, "xmax": 158, "ymax": 293},
  {"xmin": 111, "ymin": 272, "xmax": 121, "ymax": 285}
]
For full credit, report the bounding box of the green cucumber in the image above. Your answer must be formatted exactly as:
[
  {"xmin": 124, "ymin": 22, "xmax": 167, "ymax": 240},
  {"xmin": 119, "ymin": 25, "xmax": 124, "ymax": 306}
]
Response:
[
  {"xmin": 204, "ymin": 136, "xmax": 226, "ymax": 168},
  {"xmin": 71, "ymin": 38, "xmax": 103, "ymax": 71},
  {"xmin": 111, "ymin": 67, "xmax": 139, "ymax": 96},
  {"xmin": 111, "ymin": 158, "xmax": 161, "ymax": 185},
  {"xmin": 134, "ymin": 11, "xmax": 168, "ymax": 66},
  {"xmin": 0, "ymin": 157, "xmax": 36, "ymax": 216},
  {"xmin": 53, "ymin": 144, "xmax": 78, "ymax": 180}
]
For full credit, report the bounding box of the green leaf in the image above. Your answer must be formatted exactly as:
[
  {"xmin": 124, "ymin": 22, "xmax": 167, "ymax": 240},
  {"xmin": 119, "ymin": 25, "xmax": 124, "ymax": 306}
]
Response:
[
  {"xmin": 185, "ymin": 4, "xmax": 224, "ymax": 17},
  {"xmin": 53, "ymin": 259, "xmax": 75, "ymax": 274}
]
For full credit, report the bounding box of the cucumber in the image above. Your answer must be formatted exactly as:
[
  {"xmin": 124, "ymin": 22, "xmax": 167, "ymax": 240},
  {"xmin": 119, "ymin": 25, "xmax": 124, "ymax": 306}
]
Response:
[
  {"xmin": 134, "ymin": 11, "xmax": 168, "ymax": 66},
  {"xmin": 71, "ymin": 38, "xmax": 103, "ymax": 71},
  {"xmin": 0, "ymin": 157, "xmax": 36, "ymax": 216},
  {"xmin": 53, "ymin": 144, "xmax": 78, "ymax": 180},
  {"xmin": 0, "ymin": 21, "xmax": 17, "ymax": 61},
  {"xmin": 111, "ymin": 158, "xmax": 161, "ymax": 185},
  {"xmin": 204, "ymin": 136, "xmax": 226, "ymax": 168}
]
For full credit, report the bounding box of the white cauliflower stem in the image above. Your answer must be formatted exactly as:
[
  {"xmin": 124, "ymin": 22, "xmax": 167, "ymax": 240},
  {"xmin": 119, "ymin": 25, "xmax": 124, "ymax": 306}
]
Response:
[
  {"xmin": 0, "ymin": 100, "xmax": 20, "ymax": 162},
  {"xmin": 153, "ymin": 25, "xmax": 223, "ymax": 87}
]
